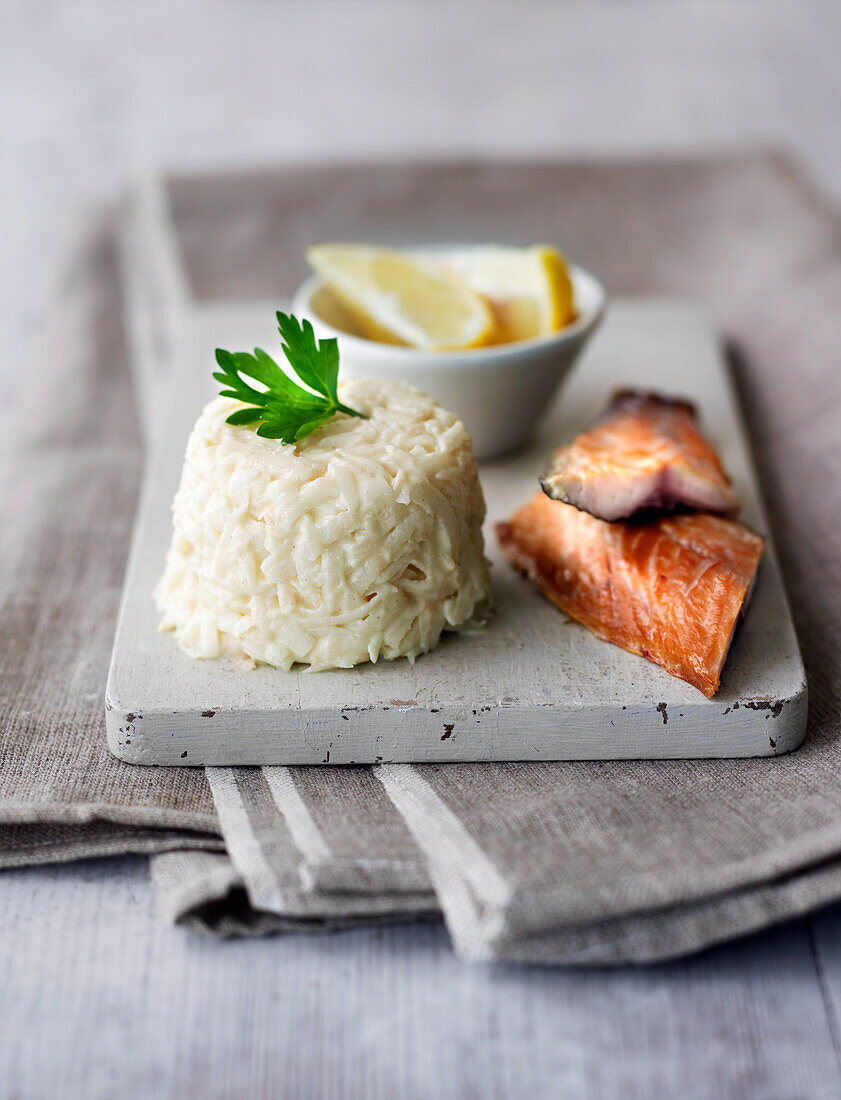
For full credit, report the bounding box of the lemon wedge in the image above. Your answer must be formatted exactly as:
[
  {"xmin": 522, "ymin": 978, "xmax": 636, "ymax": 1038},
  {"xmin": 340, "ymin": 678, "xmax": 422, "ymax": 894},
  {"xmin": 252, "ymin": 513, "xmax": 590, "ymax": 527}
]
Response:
[
  {"xmin": 305, "ymin": 244, "xmax": 496, "ymax": 351},
  {"xmin": 434, "ymin": 245, "xmax": 576, "ymax": 344}
]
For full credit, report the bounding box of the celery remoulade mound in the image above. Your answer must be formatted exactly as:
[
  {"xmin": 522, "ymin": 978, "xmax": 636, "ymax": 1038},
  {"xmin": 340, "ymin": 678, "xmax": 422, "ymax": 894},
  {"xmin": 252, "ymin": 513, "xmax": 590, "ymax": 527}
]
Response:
[{"xmin": 155, "ymin": 378, "xmax": 491, "ymax": 671}]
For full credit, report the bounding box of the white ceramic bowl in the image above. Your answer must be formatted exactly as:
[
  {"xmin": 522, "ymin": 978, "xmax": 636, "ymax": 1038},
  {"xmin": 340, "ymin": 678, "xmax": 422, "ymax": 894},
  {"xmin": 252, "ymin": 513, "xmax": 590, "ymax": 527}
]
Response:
[{"xmin": 291, "ymin": 259, "xmax": 606, "ymax": 460}]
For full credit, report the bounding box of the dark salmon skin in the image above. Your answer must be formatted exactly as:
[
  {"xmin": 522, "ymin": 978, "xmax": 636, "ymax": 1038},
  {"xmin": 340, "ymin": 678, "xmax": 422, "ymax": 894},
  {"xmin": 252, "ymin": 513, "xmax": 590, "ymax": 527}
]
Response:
[
  {"xmin": 497, "ymin": 492, "xmax": 764, "ymax": 697},
  {"xmin": 541, "ymin": 391, "xmax": 740, "ymax": 522}
]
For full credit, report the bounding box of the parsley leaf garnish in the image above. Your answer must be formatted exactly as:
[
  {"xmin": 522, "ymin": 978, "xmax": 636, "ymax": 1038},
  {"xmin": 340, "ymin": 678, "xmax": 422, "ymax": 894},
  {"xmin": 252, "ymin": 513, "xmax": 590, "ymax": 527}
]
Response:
[{"xmin": 213, "ymin": 312, "xmax": 367, "ymax": 443}]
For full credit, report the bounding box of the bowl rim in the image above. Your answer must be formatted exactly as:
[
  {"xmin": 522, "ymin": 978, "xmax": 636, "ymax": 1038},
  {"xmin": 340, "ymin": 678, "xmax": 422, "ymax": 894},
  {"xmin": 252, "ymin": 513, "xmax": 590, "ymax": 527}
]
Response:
[{"xmin": 291, "ymin": 260, "xmax": 607, "ymax": 370}]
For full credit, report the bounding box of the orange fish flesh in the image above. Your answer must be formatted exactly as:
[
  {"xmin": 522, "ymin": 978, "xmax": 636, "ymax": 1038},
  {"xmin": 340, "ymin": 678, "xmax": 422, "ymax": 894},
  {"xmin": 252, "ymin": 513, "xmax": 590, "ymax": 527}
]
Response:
[
  {"xmin": 541, "ymin": 391, "xmax": 740, "ymax": 522},
  {"xmin": 496, "ymin": 492, "xmax": 764, "ymax": 697}
]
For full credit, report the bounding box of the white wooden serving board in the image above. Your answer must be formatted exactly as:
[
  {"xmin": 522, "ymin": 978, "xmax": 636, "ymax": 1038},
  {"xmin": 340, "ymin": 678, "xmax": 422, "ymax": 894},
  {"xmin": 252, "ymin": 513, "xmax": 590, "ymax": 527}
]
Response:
[{"xmin": 106, "ymin": 300, "xmax": 807, "ymax": 764}]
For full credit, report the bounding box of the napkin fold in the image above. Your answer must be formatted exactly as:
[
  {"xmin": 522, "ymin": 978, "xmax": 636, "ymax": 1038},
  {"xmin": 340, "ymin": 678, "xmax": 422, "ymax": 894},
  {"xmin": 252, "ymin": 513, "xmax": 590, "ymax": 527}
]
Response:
[
  {"xmin": 377, "ymin": 764, "xmax": 841, "ymax": 962},
  {"xmin": 5, "ymin": 155, "xmax": 841, "ymax": 964},
  {"xmin": 203, "ymin": 766, "xmax": 435, "ymax": 921},
  {"xmin": 150, "ymin": 765, "xmax": 438, "ymax": 934}
]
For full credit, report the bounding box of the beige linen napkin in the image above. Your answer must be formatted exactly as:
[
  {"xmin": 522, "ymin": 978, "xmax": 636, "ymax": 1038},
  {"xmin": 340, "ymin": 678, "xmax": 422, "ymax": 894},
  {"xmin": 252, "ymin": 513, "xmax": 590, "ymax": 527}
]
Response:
[
  {"xmin": 148, "ymin": 154, "xmax": 841, "ymax": 961},
  {"xmin": 0, "ymin": 211, "xmax": 221, "ymax": 866},
  {"xmin": 7, "ymin": 156, "xmax": 841, "ymax": 965}
]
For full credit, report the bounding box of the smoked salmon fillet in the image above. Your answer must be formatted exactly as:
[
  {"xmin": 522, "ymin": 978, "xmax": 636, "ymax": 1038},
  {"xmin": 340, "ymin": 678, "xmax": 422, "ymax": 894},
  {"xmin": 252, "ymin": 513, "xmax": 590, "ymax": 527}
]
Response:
[
  {"xmin": 541, "ymin": 391, "xmax": 740, "ymax": 521},
  {"xmin": 496, "ymin": 492, "xmax": 764, "ymax": 697}
]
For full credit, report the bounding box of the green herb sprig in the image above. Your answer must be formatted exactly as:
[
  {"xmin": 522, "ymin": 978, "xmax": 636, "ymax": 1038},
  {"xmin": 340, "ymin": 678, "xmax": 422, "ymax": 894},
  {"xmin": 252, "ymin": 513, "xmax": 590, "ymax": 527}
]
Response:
[{"xmin": 213, "ymin": 312, "xmax": 366, "ymax": 443}]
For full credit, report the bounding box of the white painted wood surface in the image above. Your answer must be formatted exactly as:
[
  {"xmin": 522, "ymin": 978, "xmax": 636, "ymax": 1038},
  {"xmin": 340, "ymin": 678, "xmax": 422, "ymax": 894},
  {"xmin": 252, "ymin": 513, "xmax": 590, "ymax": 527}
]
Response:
[
  {"xmin": 4, "ymin": 856, "xmax": 841, "ymax": 1100},
  {"xmin": 107, "ymin": 301, "xmax": 806, "ymax": 764},
  {"xmin": 5, "ymin": 2, "xmax": 841, "ymax": 1095}
]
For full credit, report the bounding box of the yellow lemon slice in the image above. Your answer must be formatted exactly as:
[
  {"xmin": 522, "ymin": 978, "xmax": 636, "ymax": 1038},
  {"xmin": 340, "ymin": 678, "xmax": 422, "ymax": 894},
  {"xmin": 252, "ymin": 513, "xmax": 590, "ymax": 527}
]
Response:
[
  {"xmin": 305, "ymin": 244, "xmax": 496, "ymax": 351},
  {"xmin": 434, "ymin": 245, "xmax": 576, "ymax": 344}
]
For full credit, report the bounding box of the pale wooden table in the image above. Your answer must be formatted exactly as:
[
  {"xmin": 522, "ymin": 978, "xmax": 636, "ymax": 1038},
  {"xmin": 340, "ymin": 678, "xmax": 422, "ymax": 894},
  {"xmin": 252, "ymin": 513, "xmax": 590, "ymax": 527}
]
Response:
[{"xmin": 4, "ymin": 2, "xmax": 841, "ymax": 1095}]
